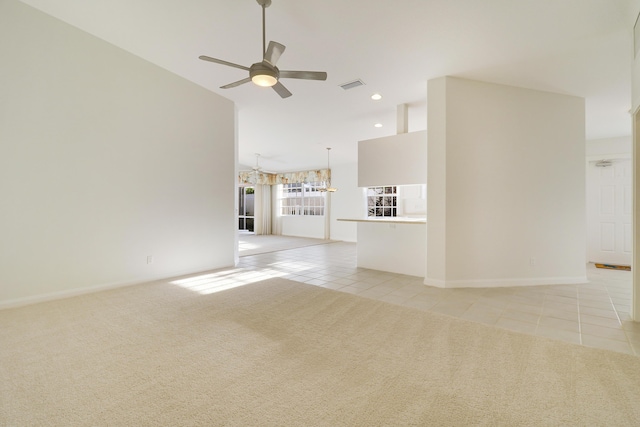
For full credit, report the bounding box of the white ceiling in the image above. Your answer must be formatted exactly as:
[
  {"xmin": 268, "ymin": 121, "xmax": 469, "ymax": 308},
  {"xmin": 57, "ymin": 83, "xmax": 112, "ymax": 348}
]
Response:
[{"xmin": 20, "ymin": 0, "xmax": 640, "ymax": 172}]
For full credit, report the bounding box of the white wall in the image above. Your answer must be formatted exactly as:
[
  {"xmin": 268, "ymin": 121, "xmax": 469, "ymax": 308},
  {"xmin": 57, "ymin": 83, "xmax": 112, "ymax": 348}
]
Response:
[
  {"xmin": 357, "ymin": 223, "xmax": 426, "ymax": 277},
  {"xmin": 281, "ymin": 216, "xmax": 326, "ymax": 239},
  {"xmin": 586, "ymin": 136, "xmax": 631, "ymax": 158},
  {"xmin": 634, "ymin": 40, "xmax": 640, "ymax": 114},
  {"xmin": 427, "ymin": 76, "xmax": 586, "ymax": 287},
  {"xmin": 358, "ymin": 131, "xmax": 427, "ymax": 187},
  {"xmin": 630, "ymin": 0, "xmax": 640, "ymax": 112},
  {"xmin": 426, "ymin": 78, "xmax": 448, "ymax": 281},
  {"xmin": 329, "ymin": 162, "xmax": 360, "ymax": 242},
  {"xmin": 0, "ymin": 0, "xmax": 236, "ymax": 306}
]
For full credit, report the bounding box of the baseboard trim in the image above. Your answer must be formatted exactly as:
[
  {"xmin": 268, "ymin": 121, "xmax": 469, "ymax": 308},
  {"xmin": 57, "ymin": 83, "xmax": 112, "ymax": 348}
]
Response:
[
  {"xmin": 423, "ymin": 276, "xmax": 589, "ymax": 288},
  {"xmin": 0, "ymin": 280, "xmax": 143, "ymax": 310},
  {"xmin": 0, "ymin": 264, "xmax": 230, "ymax": 310}
]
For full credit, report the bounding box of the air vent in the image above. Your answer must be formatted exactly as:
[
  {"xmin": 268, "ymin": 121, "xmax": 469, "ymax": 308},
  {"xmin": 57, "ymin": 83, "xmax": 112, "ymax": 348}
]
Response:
[{"xmin": 339, "ymin": 79, "xmax": 365, "ymax": 90}]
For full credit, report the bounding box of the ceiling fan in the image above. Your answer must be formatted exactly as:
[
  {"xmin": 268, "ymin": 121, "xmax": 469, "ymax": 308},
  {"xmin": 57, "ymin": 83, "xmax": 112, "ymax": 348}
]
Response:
[
  {"xmin": 240, "ymin": 154, "xmax": 264, "ymax": 184},
  {"xmin": 199, "ymin": 0, "xmax": 327, "ymax": 98},
  {"xmin": 250, "ymin": 153, "xmax": 263, "ymax": 174}
]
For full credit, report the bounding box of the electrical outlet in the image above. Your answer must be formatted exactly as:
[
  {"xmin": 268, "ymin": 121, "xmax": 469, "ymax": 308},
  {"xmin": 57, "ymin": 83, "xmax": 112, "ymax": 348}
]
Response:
[
  {"xmin": 529, "ymin": 257, "xmax": 536, "ymax": 267},
  {"xmin": 147, "ymin": 256, "xmax": 154, "ymax": 264}
]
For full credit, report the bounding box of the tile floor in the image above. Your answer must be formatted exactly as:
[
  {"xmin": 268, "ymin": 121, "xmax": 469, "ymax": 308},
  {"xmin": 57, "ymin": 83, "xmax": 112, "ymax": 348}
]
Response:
[{"xmin": 229, "ymin": 240, "xmax": 639, "ymax": 356}]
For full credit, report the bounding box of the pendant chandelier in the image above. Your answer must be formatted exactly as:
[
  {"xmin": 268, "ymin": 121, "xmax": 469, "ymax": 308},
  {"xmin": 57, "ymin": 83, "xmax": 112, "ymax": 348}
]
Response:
[{"xmin": 320, "ymin": 147, "xmax": 337, "ymax": 192}]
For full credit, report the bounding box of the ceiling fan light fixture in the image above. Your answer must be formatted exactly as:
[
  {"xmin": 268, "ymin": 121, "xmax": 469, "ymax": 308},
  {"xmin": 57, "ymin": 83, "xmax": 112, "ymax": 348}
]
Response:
[
  {"xmin": 251, "ymin": 73, "xmax": 277, "ymax": 87},
  {"xmin": 250, "ymin": 65, "xmax": 278, "ymax": 87}
]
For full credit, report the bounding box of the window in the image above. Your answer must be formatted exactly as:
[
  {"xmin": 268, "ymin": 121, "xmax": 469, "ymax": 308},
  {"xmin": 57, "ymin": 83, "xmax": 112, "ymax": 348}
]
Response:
[
  {"xmin": 367, "ymin": 186, "xmax": 397, "ymax": 217},
  {"xmin": 238, "ymin": 186, "xmax": 254, "ymax": 232},
  {"xmin": 280, "ymin": 182, "xmax": 325, "ymax": 216}
]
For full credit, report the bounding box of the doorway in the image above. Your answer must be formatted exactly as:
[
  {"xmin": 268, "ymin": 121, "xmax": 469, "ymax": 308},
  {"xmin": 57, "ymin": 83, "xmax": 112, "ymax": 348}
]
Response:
[
  {"xmin": 239, "ymin": 186, "xmax": 255, "ymax": 232},
  {"xmin": 587, "ymin": 158, "xmax": 632, "ymax": 266}
]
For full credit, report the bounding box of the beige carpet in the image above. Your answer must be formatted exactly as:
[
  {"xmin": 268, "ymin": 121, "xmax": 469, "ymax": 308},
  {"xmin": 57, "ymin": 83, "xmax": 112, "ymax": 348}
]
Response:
[
  {"xmin": 239, "ymin": 234, "xmax": 334, "ymax": 256},
  {"xmin": 2, "ymin": 278, "xmax": 640, "ymax": 426}
]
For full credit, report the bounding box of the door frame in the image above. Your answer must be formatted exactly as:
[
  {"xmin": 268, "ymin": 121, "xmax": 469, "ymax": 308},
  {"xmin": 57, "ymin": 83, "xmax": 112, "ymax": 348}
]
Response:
[
  {"xmin": 586, "ymin": 154, "xmax": 632, "ymax": 265},
  {"xmin": 633, "ymin": 107, "xmax": 640, "ymax": 321}
]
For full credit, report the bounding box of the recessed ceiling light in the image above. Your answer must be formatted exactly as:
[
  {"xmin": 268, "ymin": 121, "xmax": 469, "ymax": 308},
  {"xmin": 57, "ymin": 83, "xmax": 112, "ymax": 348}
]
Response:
[
  {"xmin": 374, "ymin": 123, "xmax": 383, "ymax": 128},
  {"xmin": 371, "ymin": 93, "xmax": 382, "ymax": 101}
]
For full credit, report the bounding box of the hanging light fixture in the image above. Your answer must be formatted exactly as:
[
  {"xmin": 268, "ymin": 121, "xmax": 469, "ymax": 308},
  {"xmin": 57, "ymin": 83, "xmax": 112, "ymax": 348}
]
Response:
[
  {"xmin": 248, "ymin": 153, "xmax": 262, "ymax": 184},
  {"xmin": 320, "ymin": 147, "xmax": 337, "ymax": 192},
  {"xmin": 250, "ymin": 63, "xmax": 278, "ymax": 87}
]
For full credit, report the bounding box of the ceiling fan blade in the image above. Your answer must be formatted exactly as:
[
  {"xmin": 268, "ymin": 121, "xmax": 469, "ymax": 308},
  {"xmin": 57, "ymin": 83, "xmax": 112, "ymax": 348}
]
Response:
[
  {"xmin": 264, "ymin": 41, "xmax": 285, "ymax": 66},
  {"xmin": 220, "ymin": 77, "xmax": 252, "ymax": 89},
  {"xmin": 198, "ymin": 55, "xmax": 250, "ymax": 71},
  {"xmin": 279, "ymin": 70, "xmax": 328, "ymax": 81},
  {"xmin": 272, "ymin": 81, "xmax": 292, "ymax": 98}
]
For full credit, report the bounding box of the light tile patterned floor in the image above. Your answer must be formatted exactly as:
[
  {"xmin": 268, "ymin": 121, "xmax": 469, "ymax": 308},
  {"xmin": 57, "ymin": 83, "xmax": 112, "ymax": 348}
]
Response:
[{"xmin": 234, "ymin": 240, "xmax": 639, "ymax": 355}]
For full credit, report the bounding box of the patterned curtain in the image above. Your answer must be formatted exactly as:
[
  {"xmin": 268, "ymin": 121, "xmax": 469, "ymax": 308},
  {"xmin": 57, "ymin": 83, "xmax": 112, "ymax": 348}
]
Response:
[{"xmin": 254, "ymin": 184, "xmax": 271, "ymax": 235}]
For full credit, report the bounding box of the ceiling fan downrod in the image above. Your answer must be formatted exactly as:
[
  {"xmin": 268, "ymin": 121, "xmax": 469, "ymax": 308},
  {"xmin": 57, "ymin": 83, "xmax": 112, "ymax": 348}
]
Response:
[{"xmin": 257, "ymin": 0, "xmax": 272, "ymax": 57}]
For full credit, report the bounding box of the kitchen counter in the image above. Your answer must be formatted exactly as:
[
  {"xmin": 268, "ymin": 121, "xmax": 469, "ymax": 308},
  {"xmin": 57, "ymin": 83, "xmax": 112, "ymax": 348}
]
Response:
[{"xmin": 339, "ymin": 217, "xmax": 426, "ymax": 277}]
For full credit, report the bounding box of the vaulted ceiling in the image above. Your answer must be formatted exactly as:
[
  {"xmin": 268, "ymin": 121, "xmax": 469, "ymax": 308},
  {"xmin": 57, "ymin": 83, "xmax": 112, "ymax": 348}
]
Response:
[{"xmin": 20, "ymin": 0, "xmax": 639, "ymax": 172}]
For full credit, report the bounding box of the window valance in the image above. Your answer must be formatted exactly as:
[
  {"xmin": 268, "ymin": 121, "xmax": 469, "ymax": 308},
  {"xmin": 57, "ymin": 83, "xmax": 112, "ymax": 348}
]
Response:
[{"xmin": 239, "ymin": 168, "xmax": 330, "ymax": 186}]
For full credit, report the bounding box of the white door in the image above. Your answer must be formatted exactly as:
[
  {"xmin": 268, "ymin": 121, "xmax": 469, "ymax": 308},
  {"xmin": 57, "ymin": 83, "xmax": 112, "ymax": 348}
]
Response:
[{"xmin": 587, "ymin": 159, "xmax": 632, "ymax": 265}]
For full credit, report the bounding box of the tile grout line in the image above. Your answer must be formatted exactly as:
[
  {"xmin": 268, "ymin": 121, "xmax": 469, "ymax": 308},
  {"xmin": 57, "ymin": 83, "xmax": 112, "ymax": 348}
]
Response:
[
  {"xmin": 605, "ymin": 283, "xmax": 636, "ymax": 356},
  {"xmin": 576, "ymin": 286, "xmax": 583, "ymax": 346}
]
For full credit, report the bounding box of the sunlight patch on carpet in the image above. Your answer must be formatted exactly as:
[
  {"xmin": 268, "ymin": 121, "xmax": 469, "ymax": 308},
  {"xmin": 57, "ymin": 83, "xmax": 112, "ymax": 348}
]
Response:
[{"xmin": 171, "ymin": 267, "xmax": 289, "ymax": 295}]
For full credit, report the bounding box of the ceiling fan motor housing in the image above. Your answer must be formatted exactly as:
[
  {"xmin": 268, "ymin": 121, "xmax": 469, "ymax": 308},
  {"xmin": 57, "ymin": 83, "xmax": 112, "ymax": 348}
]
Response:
[{"xmin": 250, "ymin": 62, "xmax": 279, "ymax": 86}]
